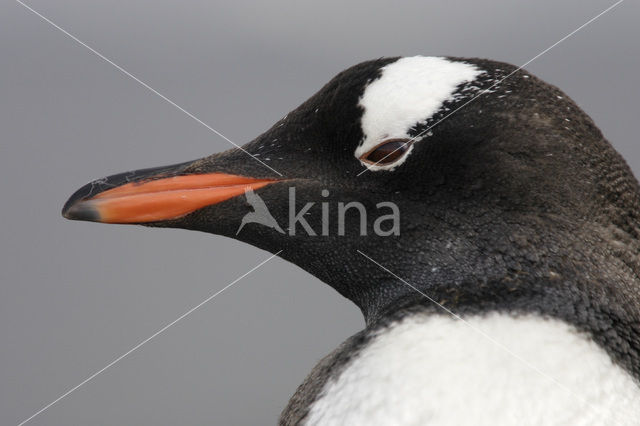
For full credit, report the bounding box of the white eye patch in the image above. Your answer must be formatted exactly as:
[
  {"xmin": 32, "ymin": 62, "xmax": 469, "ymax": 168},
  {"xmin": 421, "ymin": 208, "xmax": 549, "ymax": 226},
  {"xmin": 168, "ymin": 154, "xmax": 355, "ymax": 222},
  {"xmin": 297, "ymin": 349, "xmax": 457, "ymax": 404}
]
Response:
[{"xmin": 356, "ymin": 56, "xmax": 483, "ymax": 171}]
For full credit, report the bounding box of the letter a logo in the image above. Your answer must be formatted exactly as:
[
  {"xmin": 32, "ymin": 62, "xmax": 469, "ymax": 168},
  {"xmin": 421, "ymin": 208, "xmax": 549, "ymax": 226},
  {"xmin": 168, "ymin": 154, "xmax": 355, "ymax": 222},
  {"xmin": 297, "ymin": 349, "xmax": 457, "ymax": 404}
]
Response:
[{"xmin": 236, "ymin": 188, "xmax": 285, "ymax": 235}]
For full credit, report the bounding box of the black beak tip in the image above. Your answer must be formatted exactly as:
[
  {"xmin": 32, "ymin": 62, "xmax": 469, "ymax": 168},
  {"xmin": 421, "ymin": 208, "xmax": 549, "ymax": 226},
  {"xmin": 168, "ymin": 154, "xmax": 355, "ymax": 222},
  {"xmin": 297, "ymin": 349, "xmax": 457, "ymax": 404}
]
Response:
[
  {"xmin": 62, "ymin": 182, "xmax": 101, "ymax": 222},
  {"xmin": 61, "ymin": 161, "xmax": 194, "ymax": 222},
  {"xmin": 61, "ymin": 199, "xmax": 100, "ymax": 222}
]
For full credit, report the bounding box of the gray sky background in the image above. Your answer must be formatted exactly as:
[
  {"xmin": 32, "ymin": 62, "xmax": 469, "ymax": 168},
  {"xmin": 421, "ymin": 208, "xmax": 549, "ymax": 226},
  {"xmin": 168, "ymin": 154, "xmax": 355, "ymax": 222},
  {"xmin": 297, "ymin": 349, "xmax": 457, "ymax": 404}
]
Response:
[{"xmin": 1, "ymin": 0, "xmax": 639, "ymax": 425}]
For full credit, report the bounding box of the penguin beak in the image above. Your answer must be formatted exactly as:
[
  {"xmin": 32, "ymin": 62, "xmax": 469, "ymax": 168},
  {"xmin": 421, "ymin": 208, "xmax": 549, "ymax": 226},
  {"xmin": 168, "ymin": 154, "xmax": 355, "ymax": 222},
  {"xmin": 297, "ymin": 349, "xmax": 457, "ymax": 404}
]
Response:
[{"xmin": 62, "ymin": 161, "xmax": 279, "ymax": 224}]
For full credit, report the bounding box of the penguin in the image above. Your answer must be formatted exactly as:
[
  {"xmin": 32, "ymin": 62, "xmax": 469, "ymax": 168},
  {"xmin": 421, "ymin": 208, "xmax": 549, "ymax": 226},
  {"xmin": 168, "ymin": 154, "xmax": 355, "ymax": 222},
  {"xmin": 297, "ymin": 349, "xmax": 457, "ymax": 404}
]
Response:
[{"xmin": 62, "ymin": 56, "xmax": 640, "ymax": 425}]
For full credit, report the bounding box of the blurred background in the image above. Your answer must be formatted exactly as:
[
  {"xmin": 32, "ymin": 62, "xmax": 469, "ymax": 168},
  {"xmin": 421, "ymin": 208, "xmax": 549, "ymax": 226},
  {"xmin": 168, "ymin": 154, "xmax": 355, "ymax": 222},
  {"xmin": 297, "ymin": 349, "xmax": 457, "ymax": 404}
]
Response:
[{"xmin": 1, "ymin": 0, "xmax": 638, "ymax": 424}]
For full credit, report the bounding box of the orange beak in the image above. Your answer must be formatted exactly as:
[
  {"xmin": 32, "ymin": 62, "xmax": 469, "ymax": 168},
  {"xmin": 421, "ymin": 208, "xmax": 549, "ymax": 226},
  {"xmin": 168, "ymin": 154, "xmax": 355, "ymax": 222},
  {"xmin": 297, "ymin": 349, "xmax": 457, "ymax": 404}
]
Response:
[{"xmin": 62, "ymin": 172, "xmax": 278, "ymax": 224}]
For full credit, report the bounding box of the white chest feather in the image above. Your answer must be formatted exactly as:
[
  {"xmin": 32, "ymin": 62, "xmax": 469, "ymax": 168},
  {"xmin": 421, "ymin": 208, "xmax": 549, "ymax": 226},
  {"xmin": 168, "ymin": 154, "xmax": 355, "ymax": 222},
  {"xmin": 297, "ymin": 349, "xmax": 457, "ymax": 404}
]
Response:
[{"xmin": 305, "ymin": 314, "xmax": 640, "ymax": 425}]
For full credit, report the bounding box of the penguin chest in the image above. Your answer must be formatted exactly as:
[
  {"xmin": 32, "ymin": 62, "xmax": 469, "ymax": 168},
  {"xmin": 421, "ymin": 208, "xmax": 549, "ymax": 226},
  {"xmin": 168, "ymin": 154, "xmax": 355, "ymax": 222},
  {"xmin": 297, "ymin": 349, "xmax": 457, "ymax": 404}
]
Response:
[{"xmin": 305, "ymin": 313, "xmax": 640, "ymax": 426}]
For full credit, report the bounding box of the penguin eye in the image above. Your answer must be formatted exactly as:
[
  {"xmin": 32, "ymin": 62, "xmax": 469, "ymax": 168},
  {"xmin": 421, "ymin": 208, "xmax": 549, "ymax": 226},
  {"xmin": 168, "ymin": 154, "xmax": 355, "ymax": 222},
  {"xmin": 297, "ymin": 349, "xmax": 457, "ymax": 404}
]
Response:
[{"xmin": 360, "ymin": 139, "xmax": 412, "ymax": 165}]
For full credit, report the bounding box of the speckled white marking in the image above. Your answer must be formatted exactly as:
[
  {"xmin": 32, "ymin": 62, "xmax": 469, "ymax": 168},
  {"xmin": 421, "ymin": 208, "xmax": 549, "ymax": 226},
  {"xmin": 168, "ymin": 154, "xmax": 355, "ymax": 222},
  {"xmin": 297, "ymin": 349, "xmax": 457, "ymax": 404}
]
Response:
[
  {"xmin": 356, "ymin": 56, "xmax": 483, "ymax": 171},
  {"xmin": 306, "ymin": 314, "xmax": 640, "ymax": 425}
]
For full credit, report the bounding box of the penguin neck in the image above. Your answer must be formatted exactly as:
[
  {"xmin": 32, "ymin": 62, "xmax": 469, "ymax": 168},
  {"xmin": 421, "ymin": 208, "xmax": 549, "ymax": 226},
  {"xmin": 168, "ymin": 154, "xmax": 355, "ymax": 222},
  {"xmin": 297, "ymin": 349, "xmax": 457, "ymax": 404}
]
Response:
[{"xmin": 351, "ymin": 223, "xmax": 634, "ymax": 328}]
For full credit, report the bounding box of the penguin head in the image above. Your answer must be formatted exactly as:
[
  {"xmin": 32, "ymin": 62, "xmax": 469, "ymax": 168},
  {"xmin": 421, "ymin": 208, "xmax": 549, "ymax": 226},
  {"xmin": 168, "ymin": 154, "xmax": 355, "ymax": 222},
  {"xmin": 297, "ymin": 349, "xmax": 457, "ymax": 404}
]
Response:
[{"xmin": 62, "ymin": 56, "xmax": 640, "ymax": 320}]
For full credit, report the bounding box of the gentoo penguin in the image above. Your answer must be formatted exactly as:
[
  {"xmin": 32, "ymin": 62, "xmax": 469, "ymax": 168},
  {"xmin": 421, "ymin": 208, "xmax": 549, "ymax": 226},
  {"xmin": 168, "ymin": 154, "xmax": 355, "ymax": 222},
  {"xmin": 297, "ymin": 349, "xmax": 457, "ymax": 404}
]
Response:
[{"xmin": 63, "ymin": 56, "xmax": 640, "ymax": 425}]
